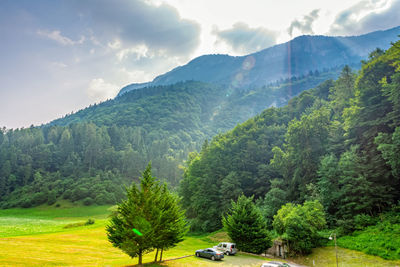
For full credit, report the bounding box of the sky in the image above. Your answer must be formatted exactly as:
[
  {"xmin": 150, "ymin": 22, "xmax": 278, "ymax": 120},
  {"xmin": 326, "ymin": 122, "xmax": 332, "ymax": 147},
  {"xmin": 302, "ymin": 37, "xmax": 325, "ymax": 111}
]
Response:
[{"xmin": 1, "ymin": 0, "xmax": 400, "ymax": 129}]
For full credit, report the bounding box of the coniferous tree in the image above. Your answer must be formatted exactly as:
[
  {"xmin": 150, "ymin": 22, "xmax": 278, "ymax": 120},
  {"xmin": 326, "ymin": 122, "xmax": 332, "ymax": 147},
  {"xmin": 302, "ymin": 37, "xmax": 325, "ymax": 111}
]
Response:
[
  {"xmin": 106, "ymin": 164, "xmax": 158, "ymax": 265},
  {"xmin": 317, "ymin": 154, "xmax": 341, "ymax": 225},
  {"xmin": 223, "ymin": 194, "xmax": 271, "ymax": 254},
  {"xmin": 106, "ymin": 163, "xmax": 186, "ymax": 265}
]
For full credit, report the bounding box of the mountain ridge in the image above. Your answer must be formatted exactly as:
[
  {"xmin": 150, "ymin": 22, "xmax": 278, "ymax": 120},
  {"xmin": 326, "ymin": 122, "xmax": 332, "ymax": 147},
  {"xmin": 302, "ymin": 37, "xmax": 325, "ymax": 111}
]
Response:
[{"xmin": 118, "ymin": 25, "xmax": 400, "ymax": 96}]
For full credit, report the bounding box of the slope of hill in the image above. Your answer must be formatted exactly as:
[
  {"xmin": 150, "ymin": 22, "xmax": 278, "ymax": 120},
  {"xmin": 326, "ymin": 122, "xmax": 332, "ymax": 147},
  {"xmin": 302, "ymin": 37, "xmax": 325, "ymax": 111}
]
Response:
[
  {"xmin": 118, "ymin": 26, "xmax": 400, "ymax": 95},
  {"xmin": 180, "ymin": 39, "xmax": 400, "ymax": 233}
]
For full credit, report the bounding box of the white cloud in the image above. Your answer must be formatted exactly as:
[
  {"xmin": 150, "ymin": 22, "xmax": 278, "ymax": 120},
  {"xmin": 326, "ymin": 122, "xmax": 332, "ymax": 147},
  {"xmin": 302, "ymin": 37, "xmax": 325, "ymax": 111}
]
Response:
[
  {"xmin": 73, "ymin": 0, "xmax": 201, "ymax": 56},
  {"xmin": 329, "ymin": 0, "xmax": 400, "ymax": 35},
  {"xmin": 287, "ymin": 9, "xmax": 320, "ymax": 36},
  {"xmin": 37, "ymin": 29, "xmax": 85, "ymax": 46},
  {"xmin": 117, "ymin": 44, "xmax": 152, "ymax": 61},
  {"xmin": 213, "ymin": 22, "xmax": 278, "ymax": 54},
  {"xmin": 87, "ymin": 78, "xmax": 120, "ymax": 102}
]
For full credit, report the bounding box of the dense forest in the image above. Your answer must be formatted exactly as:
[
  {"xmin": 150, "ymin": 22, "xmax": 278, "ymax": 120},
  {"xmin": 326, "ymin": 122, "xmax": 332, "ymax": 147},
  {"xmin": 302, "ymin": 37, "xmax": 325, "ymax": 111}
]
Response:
[
  {"xmin": 180, "ymin": 41, "xmax": 400, "ymax": 233},
  {"xmin": 0, "ymin": 68, "xmax": 340, "ymax": 208}
]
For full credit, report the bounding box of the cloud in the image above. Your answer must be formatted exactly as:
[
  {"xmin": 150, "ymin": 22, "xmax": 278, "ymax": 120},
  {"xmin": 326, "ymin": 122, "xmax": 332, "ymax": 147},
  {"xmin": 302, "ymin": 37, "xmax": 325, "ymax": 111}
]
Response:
[
  {"xmin": 72, "ymin": 0, "xmax": 201, "ymax": 57},
  {"xmin": 213, "ymin": 22, "xmax": 278, "ymax": 54},
  {"xmin": 329, "ymin": 0, "xmax": 400, "ymax": 35},
  {"xmin": 37, "ymin": 29, "xmax": 85, "ymax": 46},
  {"xmin": 287, "ymin": 9, "xmax": 320, "ymax": 36},
  {"xmin": 117, "ymin": 44, "xmax": 152, "ymax": 61},
  {"xmin": 87, "ymin": 78, "xmax": 120, "ymax": 102}
]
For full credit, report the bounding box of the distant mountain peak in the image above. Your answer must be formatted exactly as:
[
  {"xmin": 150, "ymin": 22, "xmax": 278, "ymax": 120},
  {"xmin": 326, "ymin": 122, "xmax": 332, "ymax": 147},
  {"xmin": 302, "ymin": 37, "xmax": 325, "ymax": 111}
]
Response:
[{"xmin": 118, "ymin": 26, "xmax": 400, "ymax": 96}]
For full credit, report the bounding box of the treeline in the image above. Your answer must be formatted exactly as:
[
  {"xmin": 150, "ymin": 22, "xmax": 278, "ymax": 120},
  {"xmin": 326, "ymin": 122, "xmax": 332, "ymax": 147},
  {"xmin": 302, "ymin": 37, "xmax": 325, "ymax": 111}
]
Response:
[
  {"xmin": 180, "ymin": 41, "xmax": 400, "ymax": 233},
  {"xmin": 0, "ymin": 123, "xmax": 183, "ymax": 208}
]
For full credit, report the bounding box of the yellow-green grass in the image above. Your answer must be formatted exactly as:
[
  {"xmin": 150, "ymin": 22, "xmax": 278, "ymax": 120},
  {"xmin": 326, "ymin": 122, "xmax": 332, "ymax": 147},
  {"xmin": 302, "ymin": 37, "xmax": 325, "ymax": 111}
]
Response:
[
  {"xmin": 0, "ymin": 205, "xmax": 277, "ymax": 266},
  {"xmin": 2, "ymin": 206, "xmax": 399, "ymax": 266},
  {"xmin": 0, "ymin": 226, "xmax": 276, "ymax": 266},
  {"xmin": 0, "ymin": 205, "xmax": 111, "ymax": 237},
  {"xmin": 292, "ymin": 246, "xmax": 400, "ymax": 267}
]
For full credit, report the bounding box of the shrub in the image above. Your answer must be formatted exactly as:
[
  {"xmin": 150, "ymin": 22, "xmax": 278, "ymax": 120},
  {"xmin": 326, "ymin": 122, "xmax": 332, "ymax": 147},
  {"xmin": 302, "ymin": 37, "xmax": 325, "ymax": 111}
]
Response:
[
  {"xmin": 63, "ymin": 222, "xmax": 85, "ymax": 228},
  {"xmin": 83, "ymin": 197, "xmax": 94, "ymax": 206},
  {"xmin": 273, "ymin": 200, "xmax": 326, "ymax": 255},
  {"xmin": 85, "ymin": 218, "xmax": 95, "ymax": 225},
  {"xmin": 354, "ymin": 214, "xmax": 377, "ymax": 230}
]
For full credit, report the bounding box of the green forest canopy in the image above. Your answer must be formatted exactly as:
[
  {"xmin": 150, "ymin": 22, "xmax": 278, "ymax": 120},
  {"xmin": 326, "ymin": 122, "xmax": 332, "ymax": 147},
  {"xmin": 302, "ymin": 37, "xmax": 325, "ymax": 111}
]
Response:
[
  {"xmin": 0, "ymin": 68, "xmax": 340, "ymax": 208},
  {"xmin": 179, "ymin": 41, "xmax": 400, "ymax": 232}
]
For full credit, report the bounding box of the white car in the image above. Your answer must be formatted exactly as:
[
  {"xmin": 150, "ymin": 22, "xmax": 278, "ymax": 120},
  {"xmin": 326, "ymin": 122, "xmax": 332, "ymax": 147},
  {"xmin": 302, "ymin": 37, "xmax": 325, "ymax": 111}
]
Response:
[{"xmin": 213, "ymin": 242, "xmax": 237, "ymax": 255}]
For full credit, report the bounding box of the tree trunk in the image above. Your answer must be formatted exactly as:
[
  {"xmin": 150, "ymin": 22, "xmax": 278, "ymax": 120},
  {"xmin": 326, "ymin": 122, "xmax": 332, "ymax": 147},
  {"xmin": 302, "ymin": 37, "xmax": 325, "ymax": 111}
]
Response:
[
  {"xmin": 159, "ymin": 248, "xmax": 164, "ymax": 261},
  {"xmin": 138, "ymin": 250, "xmax": 143, "ymax": 266},
  {"xmin": 154, "ymin": 248, "xmax": 159, "ymax": 262}
]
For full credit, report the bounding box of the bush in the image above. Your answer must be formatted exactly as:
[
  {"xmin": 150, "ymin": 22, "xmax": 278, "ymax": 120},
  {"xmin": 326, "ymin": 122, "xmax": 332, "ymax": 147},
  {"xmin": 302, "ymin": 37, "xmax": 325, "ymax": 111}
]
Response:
[
  {"xmin": 63, "ymin": 189, "xmax": 72, "ymax": 199},
  {"xmin": 354, "ymin": 214, "xmax": 377, "ymax": 230},
  {"xmin": 273, "ymin": 200, "xmax": 326, "ymax": 255},
  {"xmin": 63, "ymin": 222, "xmax": 85, "ymax": 228},
  {"xmin": 20, "ymin": 198, "xmax": 32, "ymax": 208},
  {"xmin": 85, "ymin": 218, "xmax": 95, "ymax": 225},
  {"xmin": 94, "ymin": 193, "xmax": 107, "ymax": 205},
  {"xmin": 32, "ymin": 192, "xmax": 47, "ymax": 206},
  {"xmin": 64, "ymin": 219, "xmax": 95, "ymax": 229},
  {"xmin": 47, "ymin": 191, "xmax": 57, "ymax": 205},
  {"xmin": 336, "ymin": 206, "xmax": 400, "ymax": 260},
  {"xmin": 83, "ymin": 197, "xmax": 94, "ymax": 206}
]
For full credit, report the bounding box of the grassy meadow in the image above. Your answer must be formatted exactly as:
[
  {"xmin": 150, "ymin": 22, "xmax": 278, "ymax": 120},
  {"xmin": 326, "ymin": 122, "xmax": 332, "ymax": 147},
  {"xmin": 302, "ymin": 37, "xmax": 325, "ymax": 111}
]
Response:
[
  {"xmin": 0, "ymin": 205, "xmax": 274, "ymax": 266},
  {"xmin": 1, "ymin": 205, "xmax": 400, "ymax": 266},
  {"xmin": 292, "ymin": 246, "xmax": 400, "ymax": 267}
]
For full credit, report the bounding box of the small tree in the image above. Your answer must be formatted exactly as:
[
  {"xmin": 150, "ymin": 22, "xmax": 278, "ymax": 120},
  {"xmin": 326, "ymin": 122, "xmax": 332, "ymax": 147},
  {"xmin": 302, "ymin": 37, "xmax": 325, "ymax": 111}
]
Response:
[
  {"xmin": 106, "ymin": 163, "xmax": 187, "ymax": 265},
  {"xmin": 106, "ymin": 164, "xmax": 157, "ymax": 265},
  {"xmin": 223, "ymin": 194, "xmax": 272, "ymax": 254},
  {"xmin": 273, "ymin": 200, "xmax": 326, "ymax": 255}
]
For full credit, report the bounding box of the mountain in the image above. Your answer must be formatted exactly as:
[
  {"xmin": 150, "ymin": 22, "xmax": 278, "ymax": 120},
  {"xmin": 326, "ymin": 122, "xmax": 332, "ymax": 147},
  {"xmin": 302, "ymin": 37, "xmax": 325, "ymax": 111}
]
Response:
[{"xmin": 118, "ymin": 26, "xmax": 400, "ymax": 96}]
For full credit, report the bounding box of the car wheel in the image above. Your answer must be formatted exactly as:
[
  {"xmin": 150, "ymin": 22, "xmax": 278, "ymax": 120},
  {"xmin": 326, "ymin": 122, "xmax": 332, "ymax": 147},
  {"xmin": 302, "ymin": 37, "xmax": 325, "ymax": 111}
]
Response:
[
  {"xmin": 211, "ymin": 256, "xmax": 215, "ymax": 261},
  {"xmin": 196, "ymin": 252, "xmax": 199, "ymax": 257},
  {"xmin": 225, "ymin": 251, "xmax": 229, "ymax": 255}
]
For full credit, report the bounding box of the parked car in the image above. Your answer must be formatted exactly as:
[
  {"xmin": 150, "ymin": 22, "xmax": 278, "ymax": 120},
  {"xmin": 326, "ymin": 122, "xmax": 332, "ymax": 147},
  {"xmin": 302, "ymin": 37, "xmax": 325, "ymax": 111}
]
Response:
[
  {"xmin": 213, "ymin": 242, "xmax": 237, "ymax": 255},
  {"xmin": 260, "ymin": 261, "xmax": 291, "ymax": 267},
  {"xmin": 195, "ymin": 248, "xmax": 224, "ymax": 260}
]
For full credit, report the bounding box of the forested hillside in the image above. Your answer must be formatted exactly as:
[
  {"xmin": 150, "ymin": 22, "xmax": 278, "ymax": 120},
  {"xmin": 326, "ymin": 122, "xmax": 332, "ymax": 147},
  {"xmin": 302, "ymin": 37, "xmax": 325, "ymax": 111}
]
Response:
[
  {"xmin": 180, "ymin": 41, "xmax": 400, "ymax": 233},
  {"xmin": 0, "ymin": 71, "xmax": 338, "ymax": 208}
]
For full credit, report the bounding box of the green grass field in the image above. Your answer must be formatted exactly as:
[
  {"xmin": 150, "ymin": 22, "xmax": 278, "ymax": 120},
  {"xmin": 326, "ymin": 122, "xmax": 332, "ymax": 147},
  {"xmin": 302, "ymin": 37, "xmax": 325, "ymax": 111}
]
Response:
[
  {"xmin": 0, "ymin": 205, "xmax": 111, "ymax": 237},
  {"xmin": 0, "ymin": 205, "xmax": 276, "ymax": 266},
  {"xmin": 1, "ymin": 205, "xmax": 400, "ymax": 266}
]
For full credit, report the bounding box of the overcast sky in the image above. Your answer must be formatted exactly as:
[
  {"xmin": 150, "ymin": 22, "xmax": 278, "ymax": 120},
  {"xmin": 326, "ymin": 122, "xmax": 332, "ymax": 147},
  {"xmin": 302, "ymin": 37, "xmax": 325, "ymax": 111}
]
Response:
[{"xmin": 1, "ymin": 0, "xmax": 400, "ymax": 129}]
